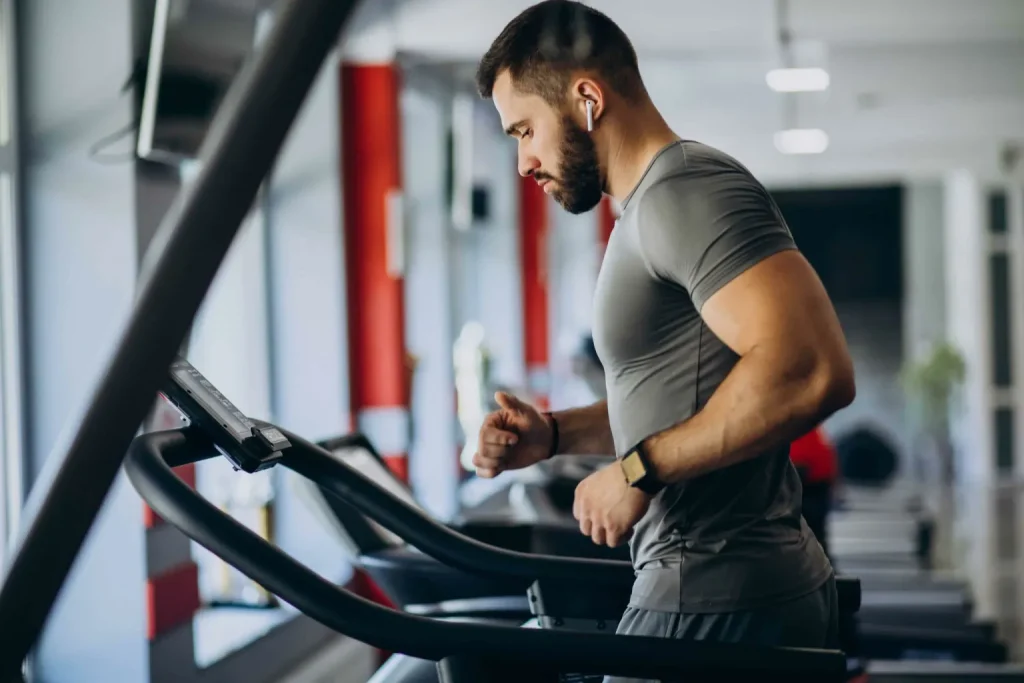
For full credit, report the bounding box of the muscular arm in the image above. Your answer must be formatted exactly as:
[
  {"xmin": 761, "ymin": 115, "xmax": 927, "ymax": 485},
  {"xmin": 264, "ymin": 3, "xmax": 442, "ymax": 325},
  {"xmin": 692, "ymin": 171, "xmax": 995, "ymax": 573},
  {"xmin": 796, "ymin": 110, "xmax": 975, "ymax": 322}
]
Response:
[
  {"xmin": 549, "ymin": 400, "xmax": 615, "ymax": 456},
  {"xmin": 645, "ymin": 249, "xmax": 855, "ymax": 484},
  {"xmin": 633, "ymin": 166, "xmax": 855, "ymax": 485}
]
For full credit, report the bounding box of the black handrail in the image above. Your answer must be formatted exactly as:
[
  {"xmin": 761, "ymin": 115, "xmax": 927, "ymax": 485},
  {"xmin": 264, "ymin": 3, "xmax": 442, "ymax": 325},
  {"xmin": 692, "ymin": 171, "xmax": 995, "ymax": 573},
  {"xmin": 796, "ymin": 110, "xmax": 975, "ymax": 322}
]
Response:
[
  {"xmin": 296, "ymin": 430, "xmax": 861, "ymax": 613},
  {"xmin": 0, "ymin": 1, "xmax": 360, "ymax": 679},
  {"xmin": 124, "ymin": 429, "xmax": 848, "ymax": 682},
  {"xmin": 293, "ymin": 429, "xmax": 628, "ymax": 585}
]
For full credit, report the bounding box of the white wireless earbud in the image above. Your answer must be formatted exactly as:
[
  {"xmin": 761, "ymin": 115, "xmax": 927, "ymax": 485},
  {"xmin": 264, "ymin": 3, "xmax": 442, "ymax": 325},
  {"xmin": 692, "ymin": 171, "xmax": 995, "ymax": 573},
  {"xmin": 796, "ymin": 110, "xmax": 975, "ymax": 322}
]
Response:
[{"xmin": 585, "ymin": 100, "xmax": 595, "ymax": 132}]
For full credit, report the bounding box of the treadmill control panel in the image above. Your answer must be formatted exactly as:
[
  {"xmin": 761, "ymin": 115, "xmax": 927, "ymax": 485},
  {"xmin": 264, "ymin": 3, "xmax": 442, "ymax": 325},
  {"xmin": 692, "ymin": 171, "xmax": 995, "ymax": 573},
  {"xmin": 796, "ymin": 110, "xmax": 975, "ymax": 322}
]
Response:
[{"xmin": 161, "ymin": 357, "xmax": 289, "ymax": 473}]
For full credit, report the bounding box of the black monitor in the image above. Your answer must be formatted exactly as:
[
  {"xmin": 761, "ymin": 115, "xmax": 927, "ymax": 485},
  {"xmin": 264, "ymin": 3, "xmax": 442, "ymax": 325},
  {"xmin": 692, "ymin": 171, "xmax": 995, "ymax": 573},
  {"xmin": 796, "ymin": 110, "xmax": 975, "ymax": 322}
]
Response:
[
  {"xmin": 297, "ymin": 436, "xmax": 423, "ymax": 557},
  {"xmin": 136, "ymin": 0, "xmax": 265, "ymax": 164}
]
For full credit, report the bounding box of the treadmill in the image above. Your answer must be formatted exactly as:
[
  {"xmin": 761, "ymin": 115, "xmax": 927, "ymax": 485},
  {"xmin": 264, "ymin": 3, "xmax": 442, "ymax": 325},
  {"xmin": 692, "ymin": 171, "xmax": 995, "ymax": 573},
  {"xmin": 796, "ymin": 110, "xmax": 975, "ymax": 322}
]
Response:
[{"xmin": 122, "ymin": 357, "xmax": 852, "ymax": 683}]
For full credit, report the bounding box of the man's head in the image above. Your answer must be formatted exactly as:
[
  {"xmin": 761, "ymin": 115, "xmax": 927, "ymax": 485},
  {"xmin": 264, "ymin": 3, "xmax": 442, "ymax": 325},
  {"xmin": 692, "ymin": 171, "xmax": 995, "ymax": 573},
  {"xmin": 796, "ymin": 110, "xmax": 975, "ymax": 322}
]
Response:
[{"xmin": 476, "ymin": 1, "xmax": 645, "ymax": 214}]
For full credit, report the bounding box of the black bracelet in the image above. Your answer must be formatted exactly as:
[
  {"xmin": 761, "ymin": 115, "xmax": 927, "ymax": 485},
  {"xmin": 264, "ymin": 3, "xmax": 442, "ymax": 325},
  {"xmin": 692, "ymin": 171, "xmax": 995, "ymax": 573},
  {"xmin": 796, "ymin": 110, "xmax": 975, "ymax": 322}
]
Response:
[{"xmin": 543, "ymin": 412, "xmax": 559, "ymax": 459}]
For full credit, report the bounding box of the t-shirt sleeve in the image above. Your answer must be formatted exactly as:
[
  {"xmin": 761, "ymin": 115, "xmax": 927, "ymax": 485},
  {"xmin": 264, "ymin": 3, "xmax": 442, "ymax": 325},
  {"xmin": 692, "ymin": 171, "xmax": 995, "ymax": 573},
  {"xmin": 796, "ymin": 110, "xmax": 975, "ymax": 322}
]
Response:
[{"xmin": 636, "ymin": 170, "xmax": 797, "ymax": 311}]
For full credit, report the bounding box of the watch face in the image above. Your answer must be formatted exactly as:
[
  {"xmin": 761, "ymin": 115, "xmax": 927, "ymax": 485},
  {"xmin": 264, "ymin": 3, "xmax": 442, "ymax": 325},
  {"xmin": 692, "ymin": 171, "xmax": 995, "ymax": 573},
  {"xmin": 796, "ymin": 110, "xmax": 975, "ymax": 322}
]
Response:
[{"xmin": 621, "ymin": 451, "xmax": 647, "ymax": 484}]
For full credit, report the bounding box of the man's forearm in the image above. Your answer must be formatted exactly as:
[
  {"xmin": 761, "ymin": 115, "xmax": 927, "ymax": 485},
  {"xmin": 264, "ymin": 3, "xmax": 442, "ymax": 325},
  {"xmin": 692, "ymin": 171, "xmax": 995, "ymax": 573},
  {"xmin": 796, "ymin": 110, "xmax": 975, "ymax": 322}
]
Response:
[
  {"xmin": 644, "ymin": 348, "xmax": 854, "ymax": 484},
  {"xmin": 549, "ymin": 401, "xmax": 615, "ymax": 456}
]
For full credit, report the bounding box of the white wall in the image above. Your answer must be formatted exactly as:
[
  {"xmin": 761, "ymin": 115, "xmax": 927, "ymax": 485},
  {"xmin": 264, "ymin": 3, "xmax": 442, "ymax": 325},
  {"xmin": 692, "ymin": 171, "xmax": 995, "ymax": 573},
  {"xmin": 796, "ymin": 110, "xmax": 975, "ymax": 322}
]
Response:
[
  {"xmin": 20, "ymin": 0, "xmax": 147, "ymax": 679},
  {"xmin": 824, "ymin": 302, "xmax": 910, "ymax": 467},
  {"xmin": 402, "ymin": 81, "xmax": 460, "ymax": 518},
  {"xmin": 186, "ymin": 201, "xmax": 277, "ymax": 602},
  {"xmin": 548, "ymin": 204, "xmax": 601, "ymax": 411},
  {"xmin": 451, "ymin": 105, "xmax": 524, "ymax": 391},
  {"xmin": 264, "ymin": 50, "xmax": 352, "ymax": 581}
]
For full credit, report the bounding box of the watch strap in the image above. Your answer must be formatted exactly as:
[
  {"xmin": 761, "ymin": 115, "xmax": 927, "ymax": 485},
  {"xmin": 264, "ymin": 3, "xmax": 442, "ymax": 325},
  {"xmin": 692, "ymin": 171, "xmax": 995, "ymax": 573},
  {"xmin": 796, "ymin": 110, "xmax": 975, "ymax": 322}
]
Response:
[{"xmin": 542, "ymin": 412, "xmax": 559, "ymax": 460}]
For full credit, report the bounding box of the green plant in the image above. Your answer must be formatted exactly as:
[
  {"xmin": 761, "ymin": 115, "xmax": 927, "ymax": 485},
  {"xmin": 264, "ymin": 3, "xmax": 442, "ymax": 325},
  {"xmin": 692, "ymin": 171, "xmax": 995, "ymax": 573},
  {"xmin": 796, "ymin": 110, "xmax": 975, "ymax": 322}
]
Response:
[{"xmin": 900, "ymin": 342, "xmax": 967, "ymax": 434}]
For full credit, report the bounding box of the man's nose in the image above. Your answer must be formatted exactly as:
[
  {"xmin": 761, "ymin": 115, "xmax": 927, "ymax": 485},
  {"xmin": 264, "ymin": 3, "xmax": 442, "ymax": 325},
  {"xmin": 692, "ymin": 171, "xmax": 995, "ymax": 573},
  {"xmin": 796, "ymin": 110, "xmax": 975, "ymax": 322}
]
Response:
[{"xmin": 518, "ymin": 150, "xmax": 540, "ymax": 178}]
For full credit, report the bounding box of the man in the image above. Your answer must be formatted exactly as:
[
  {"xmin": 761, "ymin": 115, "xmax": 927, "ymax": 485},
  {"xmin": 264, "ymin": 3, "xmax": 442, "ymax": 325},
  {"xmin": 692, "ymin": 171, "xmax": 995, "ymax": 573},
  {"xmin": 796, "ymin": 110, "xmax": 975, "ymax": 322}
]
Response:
[
  {"xmin": 472, "ymin": 1, "xmax": 855, "ymax": 678},
  {"xmin": 571, "ymin": 334, "xmax": 606, "ymax": 401}
]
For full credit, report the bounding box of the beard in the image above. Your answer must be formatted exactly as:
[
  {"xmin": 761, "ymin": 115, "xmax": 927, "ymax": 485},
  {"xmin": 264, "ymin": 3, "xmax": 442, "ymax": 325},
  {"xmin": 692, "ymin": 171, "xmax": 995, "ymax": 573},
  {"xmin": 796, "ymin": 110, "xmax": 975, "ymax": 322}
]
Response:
[{"xmin": 544, "ymin": 114, "xmax": 604, "ymax": 215}]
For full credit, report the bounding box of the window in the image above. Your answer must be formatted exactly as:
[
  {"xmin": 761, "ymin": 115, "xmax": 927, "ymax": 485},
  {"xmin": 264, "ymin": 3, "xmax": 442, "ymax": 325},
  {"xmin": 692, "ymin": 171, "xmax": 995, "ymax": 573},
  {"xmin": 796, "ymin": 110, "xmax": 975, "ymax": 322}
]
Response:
[
  {"xmin": 988, "ymin": 190, "xmax": 1008, "ymax": 234},
  {"xmin": 995, "ymin": 408, "xmax": 1015, "ymax": 474},
  {"xmin": 0, "ymin": 0, "xmax": 24, "ymax": 573},
  {"xmin": 990, "ymin": 253, "xmax": 1013, "ymax": 387}
]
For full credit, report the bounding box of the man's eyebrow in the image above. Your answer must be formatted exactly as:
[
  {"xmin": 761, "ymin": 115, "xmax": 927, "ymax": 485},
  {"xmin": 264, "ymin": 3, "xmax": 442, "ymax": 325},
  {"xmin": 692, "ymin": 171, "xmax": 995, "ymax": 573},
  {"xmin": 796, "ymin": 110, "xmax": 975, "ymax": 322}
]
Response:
[{"xmin": 504, "ymin": 119, "xmax": 528, "ymax": 137}]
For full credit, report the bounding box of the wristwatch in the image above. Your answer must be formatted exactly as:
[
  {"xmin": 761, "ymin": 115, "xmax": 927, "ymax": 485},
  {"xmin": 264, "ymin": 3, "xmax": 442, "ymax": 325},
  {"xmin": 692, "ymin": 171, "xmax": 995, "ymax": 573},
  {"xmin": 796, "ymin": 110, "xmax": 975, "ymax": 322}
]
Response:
[{"xmin": 619, "ymin": 442, "xmax": 665, "ymax": 495}]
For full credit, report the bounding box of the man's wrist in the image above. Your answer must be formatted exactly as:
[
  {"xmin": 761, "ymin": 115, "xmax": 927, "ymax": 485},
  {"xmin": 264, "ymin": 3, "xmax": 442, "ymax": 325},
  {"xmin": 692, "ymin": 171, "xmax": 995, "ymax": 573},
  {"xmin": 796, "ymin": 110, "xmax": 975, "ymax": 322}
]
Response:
[
  {"xmin": 620, "ymin": 439, "xmax": 667, "ymax": 495},
  {"xmin": 542, "ymin": 412, "xmax": 560, "ymax": 459}
]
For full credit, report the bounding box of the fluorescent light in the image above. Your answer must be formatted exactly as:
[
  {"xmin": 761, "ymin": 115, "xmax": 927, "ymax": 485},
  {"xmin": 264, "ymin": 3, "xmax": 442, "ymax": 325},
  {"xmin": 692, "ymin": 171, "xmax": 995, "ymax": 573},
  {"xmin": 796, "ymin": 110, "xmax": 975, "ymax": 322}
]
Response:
[
  {"xmin": 766, "ymin": 67, "xmax": 830, "ymax": 93},
  {"xmin": 774, "ymin": 129, "xmax": 829, "ymax": 155}
]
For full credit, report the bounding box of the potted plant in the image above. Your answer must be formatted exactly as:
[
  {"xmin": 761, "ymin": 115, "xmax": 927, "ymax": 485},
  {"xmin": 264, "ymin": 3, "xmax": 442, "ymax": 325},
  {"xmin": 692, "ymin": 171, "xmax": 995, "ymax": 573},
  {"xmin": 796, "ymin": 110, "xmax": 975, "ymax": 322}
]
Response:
[
  {"xmin": 899, "ymin": 342, "xmax": 967, "ymax": 570},
  {"xmin": 900, "ymin": 341, "xmax": 966, "ymax": 485}
]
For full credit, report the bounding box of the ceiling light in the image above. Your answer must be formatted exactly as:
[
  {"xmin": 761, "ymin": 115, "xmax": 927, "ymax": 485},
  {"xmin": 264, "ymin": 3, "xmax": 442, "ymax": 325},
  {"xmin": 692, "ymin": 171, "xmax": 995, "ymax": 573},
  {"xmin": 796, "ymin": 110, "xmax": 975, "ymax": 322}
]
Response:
[
  {"xmin": 774, "ymin": 129, "xmax": 829, "ymax": 155},
  {"xmin": 766, "ymin": 67, "xmax": 830, "ymax": 93}
]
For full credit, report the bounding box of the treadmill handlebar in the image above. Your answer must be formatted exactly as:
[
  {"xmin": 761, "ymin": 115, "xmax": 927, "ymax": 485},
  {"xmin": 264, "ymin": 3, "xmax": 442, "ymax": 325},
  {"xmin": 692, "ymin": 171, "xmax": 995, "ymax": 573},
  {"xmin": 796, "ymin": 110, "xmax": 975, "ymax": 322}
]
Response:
[
  {"xmin": 125, "ymin": 428, "xmax": 847, "ymax": 682},
  {"xmin": 286, "ymin": 429, "xmax": 861, "ymax": 614},
  {"xmin": 282, "ymin": 428, "xmax": 631, "ymax": 585}
]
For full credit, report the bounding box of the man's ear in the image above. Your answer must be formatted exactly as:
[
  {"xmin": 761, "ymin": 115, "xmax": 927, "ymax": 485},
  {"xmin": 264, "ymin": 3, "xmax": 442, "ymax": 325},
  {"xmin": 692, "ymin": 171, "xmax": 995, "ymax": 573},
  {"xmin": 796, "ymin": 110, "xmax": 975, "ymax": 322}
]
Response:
[{"xmin": 572, "ymin": 78, "xmax": 605, "ymax": 128}]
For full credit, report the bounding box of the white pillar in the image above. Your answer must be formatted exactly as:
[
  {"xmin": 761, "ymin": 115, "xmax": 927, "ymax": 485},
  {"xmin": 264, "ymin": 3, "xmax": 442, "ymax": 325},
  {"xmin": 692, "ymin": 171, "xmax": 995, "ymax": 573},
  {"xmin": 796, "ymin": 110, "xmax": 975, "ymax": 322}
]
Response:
[{"xmin": 943, "ymin": 169, "xmax": 993, "ymax": 486}]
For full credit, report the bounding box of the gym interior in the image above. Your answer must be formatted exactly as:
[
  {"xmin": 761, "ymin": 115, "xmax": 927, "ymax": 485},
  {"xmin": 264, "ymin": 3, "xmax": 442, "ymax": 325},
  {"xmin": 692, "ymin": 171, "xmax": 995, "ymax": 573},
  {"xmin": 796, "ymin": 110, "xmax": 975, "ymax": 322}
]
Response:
[{"xmin": 1, "ymin": 0, "xmax": 1024, "ymax": 682}]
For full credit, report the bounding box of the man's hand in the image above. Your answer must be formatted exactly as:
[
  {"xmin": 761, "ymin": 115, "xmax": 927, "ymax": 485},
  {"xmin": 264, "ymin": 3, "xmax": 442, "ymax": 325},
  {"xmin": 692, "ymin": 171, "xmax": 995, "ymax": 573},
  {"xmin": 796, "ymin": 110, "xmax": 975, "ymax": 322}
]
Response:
[
  {"xmin": 573, "ymin": 463, "xmax": 651, "ymax": 547},
  {"xmin": 472, "ymin": 392, "xmax": 553, "ymax": 478}
]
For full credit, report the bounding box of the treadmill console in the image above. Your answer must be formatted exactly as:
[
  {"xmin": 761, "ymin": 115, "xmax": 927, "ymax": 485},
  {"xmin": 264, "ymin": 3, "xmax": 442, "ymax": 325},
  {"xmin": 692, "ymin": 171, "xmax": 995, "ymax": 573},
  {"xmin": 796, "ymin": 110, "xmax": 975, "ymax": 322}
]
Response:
[{"xmin": 161, "ymin": 357, "xmax": 289, "ymax": 473}]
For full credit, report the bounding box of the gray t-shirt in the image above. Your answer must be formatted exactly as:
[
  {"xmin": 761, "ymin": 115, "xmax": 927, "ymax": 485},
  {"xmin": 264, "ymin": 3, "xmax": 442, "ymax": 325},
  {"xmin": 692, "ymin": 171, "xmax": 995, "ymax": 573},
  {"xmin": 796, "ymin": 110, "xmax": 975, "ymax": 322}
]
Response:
[{"xmin": 593, "ymin": 140, "xmax": 832, "ymax": 613}]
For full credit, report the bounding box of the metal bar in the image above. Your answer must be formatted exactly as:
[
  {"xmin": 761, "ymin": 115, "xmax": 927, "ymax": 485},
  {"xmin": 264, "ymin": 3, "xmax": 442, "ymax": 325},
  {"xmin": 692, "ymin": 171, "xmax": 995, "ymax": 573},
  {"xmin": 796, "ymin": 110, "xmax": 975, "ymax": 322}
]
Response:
[{"xmin": 0, "ymin": 0, "xmax": 361, "ymax": 678}]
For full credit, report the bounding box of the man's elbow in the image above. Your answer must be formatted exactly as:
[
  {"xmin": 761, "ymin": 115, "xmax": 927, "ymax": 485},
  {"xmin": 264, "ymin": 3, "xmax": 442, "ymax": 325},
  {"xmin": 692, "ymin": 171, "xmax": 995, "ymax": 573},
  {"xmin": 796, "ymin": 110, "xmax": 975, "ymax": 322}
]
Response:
[{"xmin": 810, "ymin": 356, "xmax": 856, "ymax": 418}]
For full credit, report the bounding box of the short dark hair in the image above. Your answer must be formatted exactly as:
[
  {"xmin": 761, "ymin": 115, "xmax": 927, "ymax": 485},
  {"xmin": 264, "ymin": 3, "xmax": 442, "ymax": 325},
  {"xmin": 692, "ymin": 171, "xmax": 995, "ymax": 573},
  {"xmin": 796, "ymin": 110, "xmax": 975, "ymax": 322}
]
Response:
[{"xmin": 476, "ymin": 0, "xmax": 645, "ymax": 106}]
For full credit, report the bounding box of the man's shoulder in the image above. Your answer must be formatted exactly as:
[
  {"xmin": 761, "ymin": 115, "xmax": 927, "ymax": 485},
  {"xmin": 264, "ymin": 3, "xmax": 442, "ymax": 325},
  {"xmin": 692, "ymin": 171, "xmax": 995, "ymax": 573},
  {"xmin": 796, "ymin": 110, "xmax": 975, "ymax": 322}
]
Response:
[{"xmin": 635, "ymin": 142, "xmax": 763, "ymax": 214}]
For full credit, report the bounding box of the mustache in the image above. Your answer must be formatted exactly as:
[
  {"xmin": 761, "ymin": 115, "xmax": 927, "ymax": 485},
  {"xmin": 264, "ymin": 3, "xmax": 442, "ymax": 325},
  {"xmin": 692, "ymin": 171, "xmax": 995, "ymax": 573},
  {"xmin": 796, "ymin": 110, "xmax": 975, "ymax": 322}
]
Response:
[{"xmin": 533, "ymin": 171, "xmax": 556, "ymax": 183}]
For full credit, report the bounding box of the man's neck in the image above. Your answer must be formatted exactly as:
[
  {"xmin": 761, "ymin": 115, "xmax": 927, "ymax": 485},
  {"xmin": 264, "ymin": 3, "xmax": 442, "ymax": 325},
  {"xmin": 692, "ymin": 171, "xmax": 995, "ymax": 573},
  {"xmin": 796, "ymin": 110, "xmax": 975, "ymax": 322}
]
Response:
[{"xmin": 602, "ymin": 107, "xmax": 680, "ymax": 205}]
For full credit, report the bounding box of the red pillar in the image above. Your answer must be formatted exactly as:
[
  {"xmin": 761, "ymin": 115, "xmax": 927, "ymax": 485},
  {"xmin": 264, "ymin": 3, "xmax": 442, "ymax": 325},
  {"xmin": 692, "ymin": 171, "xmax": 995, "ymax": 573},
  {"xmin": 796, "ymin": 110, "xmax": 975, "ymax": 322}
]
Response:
[
  {"xmin": 341, "ymin": 62, "xmax": 409, "ymax": 483},
  {"xmin": 143, "ymin": 462, "xmax": 200, "ymax": 640},
  {"xmin": 520, "ymin": 177, "xmax": 551, "ymax": 409}
]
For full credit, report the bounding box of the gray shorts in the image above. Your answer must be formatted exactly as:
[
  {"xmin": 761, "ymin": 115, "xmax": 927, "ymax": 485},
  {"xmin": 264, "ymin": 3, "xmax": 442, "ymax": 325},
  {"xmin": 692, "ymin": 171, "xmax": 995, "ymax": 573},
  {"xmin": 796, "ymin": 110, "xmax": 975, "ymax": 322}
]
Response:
[{"xmin": 601, "ymin": 574, "xmax": 839, "ymax": 683}]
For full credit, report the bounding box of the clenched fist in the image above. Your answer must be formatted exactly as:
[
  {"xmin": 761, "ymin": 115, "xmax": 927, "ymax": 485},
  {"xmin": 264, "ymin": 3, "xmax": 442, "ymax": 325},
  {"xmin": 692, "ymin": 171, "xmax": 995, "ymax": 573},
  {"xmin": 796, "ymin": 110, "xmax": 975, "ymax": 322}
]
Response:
[
  {"xmin": 573, "ymin": 463, "xmax": 652, "ymax": 547},
  {"xmin": 472, "ymin": 392, "xmax": 554, "ymax": 478}
]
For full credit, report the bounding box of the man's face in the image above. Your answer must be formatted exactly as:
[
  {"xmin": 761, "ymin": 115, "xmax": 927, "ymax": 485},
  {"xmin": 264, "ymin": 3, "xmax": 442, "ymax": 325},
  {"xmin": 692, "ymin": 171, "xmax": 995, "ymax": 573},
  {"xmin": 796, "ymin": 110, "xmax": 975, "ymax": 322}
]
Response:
[{"xmin": 492, "ymin": 71, "xmax": 603, "ymax": 215}]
